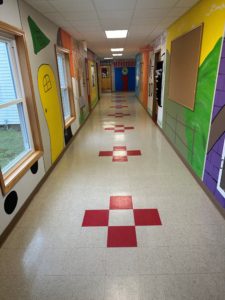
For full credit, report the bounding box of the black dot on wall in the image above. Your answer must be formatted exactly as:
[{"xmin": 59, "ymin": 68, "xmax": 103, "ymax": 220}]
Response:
[
  {"xmin": 4, "ymin": 191, "xmax": 18, "ymax": 215},
  {"xmin": 0, "ymin": 1, "xmax": 3, "ymax": 5},
  {"xmin": 30, "ymin": 161, "xmax": 39, "ymax": 174}
]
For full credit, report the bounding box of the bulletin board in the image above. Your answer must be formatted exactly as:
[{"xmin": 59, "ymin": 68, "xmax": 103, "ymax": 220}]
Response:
[{"xmin": 168, "ymin": 24, "xmax": 203, "ymax": 110}]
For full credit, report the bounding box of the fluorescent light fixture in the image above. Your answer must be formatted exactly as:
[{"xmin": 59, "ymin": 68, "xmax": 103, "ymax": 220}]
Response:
[
  {"xmin": 112, "ymin": 53, "xmax": 123, "ymax": 56},
  {"xmin": 105, "ymin": 30, "xmax": 128, "ymax": 39},
  {"xmin": 111, "ymin": 48, "xmax": 124, "ymax": 52},
  {"xmin": 104, "ymin": 57, "xmax": 113, "ymax": 60}
]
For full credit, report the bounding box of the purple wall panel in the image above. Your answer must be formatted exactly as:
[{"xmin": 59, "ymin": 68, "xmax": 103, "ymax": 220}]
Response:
[{"xmin": 203, "ymin": 39, "xmax": 225, "ymax": 209}]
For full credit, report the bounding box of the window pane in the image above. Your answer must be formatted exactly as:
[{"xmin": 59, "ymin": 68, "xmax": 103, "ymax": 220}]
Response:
[
  {"xmin": 0, "ymin": 40, "xmax": 17, "ymax": 104},
  {"xmin": 61, "ymin": 88, "xmax": 70, "ymax": 120},
  {"xmin": 0, "ymin": 103, "xmax": 30, "ymax": 173},
  {"xmin": 57, "ymin": 52, "xmax": 71, "ymax": 121},
  {"xmin": 57, "ymin": 54, "xmax": 66, "ymax": 88}
]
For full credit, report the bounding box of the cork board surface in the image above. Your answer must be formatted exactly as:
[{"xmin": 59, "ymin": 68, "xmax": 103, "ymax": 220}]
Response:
[{"xmin": 168, "ymin": 25, "xmax": 203, "ymax": 111}]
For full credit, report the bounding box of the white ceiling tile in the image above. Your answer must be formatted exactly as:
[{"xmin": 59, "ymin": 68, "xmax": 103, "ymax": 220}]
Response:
[
  {"xmin": 134, "ymin": 8, "xmax": 170, "ymax": 18},
  {"xmin": 93, "ymin": 0, "xmax": 136, "ymax": 11},
  {"xmin": 136, "ymin": 0, "xmax": 178, "ymax": 9},
  {"xmin": 100, "ymin": 19, "xmax": 130, "ymax": 29},
  {"xmin": 107, "ymin": 40, "xmax": 126, "ymax": 47},
  {"xmin": 70, "ymin": 19, "xmax": 100, "ymax": 27},
  {"xmin": 129, "ymin": 25, "xmax": 155, "ymax": 34},
  {"xmin": 43, "ymin": 12, "xmax": 71, "ymax": 26},
  {"xmin": 176, "ymin": 0, "xmax": 199, "ymax": 8},
  {"xmin": 73, "ymin": 25, "xmax": 102, "ymax": 32},
  {"xmin": 131, "ymin": 18, "xmax": 160, "ymax": 26},
  {"xmin": 167, "ymin": 6, "xmax": 190, "ymax": 16},
  {"xmin": 97, "ymin": 10, "xmax": 133, "ymax": 19},
  {"xmin": 159, "ymin": 16, "xmax": 179, "ymax": 27},
  {"xmin": 25, "ymin": 0, "xmax": 57, "ymax": 13},
  {"xmin": 49, "ymin": 0, "xmax": 95, "ymax": 12},
  {"xmin": 61, "ymin": 11, "xmax": 99, "ymax": 21},
  {"xmin": 24, "ymin": 0, "xmax": 196, "ymax": 58}
]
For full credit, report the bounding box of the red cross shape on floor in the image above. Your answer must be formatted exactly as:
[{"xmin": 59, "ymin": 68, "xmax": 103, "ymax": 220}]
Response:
[
  {"xmin": 112, "ymin": 100, "xmax": 127, "ymax": 103},
  {"xmin": 104, "ymin": 125, "xmax": 134, "ymax": 133},
  {"xmin": 110, "ymin": 105, "xmax": 128, "ymax": 109},
  {"xmin": 82, "ymin": 195, "xmax": 162, "ymax": 247},
  {"xmin": 99, "ymin": 146, "xmax": 141, "ymax": 162},
  {"xmin": 108, "ymin": 113, "xmax": 131, "ymax": 118}
]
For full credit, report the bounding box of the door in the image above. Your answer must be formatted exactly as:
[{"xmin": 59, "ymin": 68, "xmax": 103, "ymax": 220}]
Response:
[
  {"xmin": 38, "ymin": 64, "xmax": 64, "ymax": 163},
  {"xmin": 101, "ymin": 66, "xmax": 111, "ymax": 92}
]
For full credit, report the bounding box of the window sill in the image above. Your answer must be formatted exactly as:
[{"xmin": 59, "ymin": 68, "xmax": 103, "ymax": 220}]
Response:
[
  {"xmin": 1, "ymin": 150, "xmax": 43, "ymax": 195},
  {"xmin": 65, "ymin": 116, "xmax": 76, "ymax": 129}
]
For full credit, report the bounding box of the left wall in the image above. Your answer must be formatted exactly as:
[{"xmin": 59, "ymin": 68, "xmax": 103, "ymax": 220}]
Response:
[{"xmin": 0, "ymin": 0, "xmax": 99, "ymax": 237}]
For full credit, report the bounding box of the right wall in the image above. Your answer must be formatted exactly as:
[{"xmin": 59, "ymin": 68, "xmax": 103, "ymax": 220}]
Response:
[{"xmin": 162, "ymin": 0, "xmax": 225, "ymax": 210}]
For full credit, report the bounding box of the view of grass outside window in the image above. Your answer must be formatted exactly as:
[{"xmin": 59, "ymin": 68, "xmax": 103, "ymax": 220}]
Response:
[
  {"xmin": 57, "ymin": 52, "xmax": 71, "ymax": 121},
  {"xmin": 0, "ymin": 37, "xmax": 32, "ymax": 174}
]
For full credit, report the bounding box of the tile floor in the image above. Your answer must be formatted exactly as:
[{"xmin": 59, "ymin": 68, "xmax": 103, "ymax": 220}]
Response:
[{"xmin": 0, "ymin": 93, "xmax": 225, "ymax": 299}]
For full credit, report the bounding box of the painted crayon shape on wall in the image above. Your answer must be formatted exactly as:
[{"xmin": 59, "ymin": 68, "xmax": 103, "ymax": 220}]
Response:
[{"xmin": 38, "ymin": 64, "xmax": 64, "ymax": 163}]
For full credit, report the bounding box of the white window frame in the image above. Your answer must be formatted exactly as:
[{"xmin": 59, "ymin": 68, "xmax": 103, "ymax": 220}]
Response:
[
  {"xmin": 0, "ymin": 21, "xmax": 43, "ymax": 195},
  {"xmin": 0, "ymin": 35, "xmax": 34, "ymax": 174},
  {"xmin": 56, "ymin": 46, "xmax": 76, "ymax": 129},
  {"xmin": 217, "ymin": 138, "xmax": 225, "ymax": 197}
]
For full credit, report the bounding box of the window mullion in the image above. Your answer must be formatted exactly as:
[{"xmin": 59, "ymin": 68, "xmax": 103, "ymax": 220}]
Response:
[{"xmin": 0, "ymin": 98, "xmax": 23, "ymax": 109}]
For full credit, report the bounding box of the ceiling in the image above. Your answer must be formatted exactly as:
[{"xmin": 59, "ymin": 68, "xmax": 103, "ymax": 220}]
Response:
[{"xmin": 24, "ymin": 0, "xmax": 199, "ymax": 59}]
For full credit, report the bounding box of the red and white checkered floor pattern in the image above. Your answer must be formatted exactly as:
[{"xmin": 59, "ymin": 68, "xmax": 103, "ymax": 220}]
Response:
[
  {"xmin": 104, "ymin": 125, "xmax": 134, "ymax": 133},
  {"xmin": 110, "ymin": 105, "xmax": 128, "ymax": 109},
  {"xmin": 99, "ymin": 146, "xmax": 141, "ymax": 162},
  {"xmin": 108, "ymin": 112, "xmax": 131, "ymax": 118},
  {"xmin": 82, "ymin": 196, "xmax": 162, "ymax": 247},
  {"xmin": 111, "ymin": 100, "xmax": 127, "ymax": 103}
]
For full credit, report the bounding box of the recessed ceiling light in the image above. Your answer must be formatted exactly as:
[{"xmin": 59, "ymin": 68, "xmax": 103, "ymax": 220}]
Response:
[
  {"xmin": 112, "ymin": 53, "xmax": 123, "ymax": 56},
  {"xmin": 111, "ymin": 48, "xmax": 124, "ymax": 52},
  {"xmin": 105, "ymin": 30, "xmax": 128, "ymax": 39},
  {"xmin": 104, "ymin": 57, "xmax": 113, "ymax": 60}
]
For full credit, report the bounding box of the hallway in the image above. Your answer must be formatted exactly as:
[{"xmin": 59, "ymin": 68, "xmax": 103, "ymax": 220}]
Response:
[{"xmin": 0, "ymin": 93, "xmax": 224, "ymax": 299}]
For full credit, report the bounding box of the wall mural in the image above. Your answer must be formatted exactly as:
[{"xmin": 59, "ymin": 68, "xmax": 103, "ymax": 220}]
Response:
[
  {"xmin": 28, "ymin": 16, "xmax": 50, "ymax": 54},
  {"xmin": 58, "ymin": 28, "xmax": 89, "ymax": 125},
  {"xmin": 203, "ymin": 37, "xmax": 225, "ymax": 209},
  {"xmin": 163, "ymin": 0, "xmax": 225, "ymax": 178},
  {"xmin": 38, "ymin": 64, "xmax": 64, "ymax": 163}
]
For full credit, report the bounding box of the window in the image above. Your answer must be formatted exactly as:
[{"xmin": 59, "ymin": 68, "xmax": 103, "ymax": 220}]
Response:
[
  {"xmin": 56, "ymin": 47, "xmax": 75, "ymax": 128},
  {"xmin": 0, "ymin": 22, "xmax": 42, "ymax": 194}
]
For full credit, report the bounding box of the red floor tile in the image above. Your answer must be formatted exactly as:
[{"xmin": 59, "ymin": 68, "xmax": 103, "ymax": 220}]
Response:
[
  {"xmin": 133, "ymin": 209, "xmax": 162, "ymax": 226},
  {"xmin": 113, "ymin": 146, "xmax": 127, "ymax": 151},
  {"xmin": 124, "ymin": 127, "xmax": 134, "ymax": 130},
  {"xmin": 82, "ymin": 210, "xmax": 109, "ymax": 227},
  {"xmin": 115, "ymin": 130, "xmax": 124, "ymax": 133},
  {"xmin": 115, "ymin": 125, "xmax": 124, "ymax": 127},
  {"xmin": 107, "ymin": 226, "xmax": 137, "ymax": 247},
  {"xmin": 127, "ymin": 150, "xmax": 141, "ymax": 156},
  {"xmin": 99, "ymin": 151, "xmax": 113, "ymax": 157},
  {"xmin": 110, "ymin": 196, "xmax": 133, "ymax": 209},
  {"xmin": 113, "ymin": 156, "xmax": 128, "ymax": 162}
]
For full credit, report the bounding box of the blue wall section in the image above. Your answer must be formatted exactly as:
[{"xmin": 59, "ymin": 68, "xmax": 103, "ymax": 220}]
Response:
[
  {"xmin": 115, "ymin": 68, "xmax": 123, "ymax": 91},
  {"xmin": 115, "ymin": 67, "xmax": 135, "ymax": 91},
  {"xmin": 135, "ymin": 54, "xmax": 141, "ymax": 97}
]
